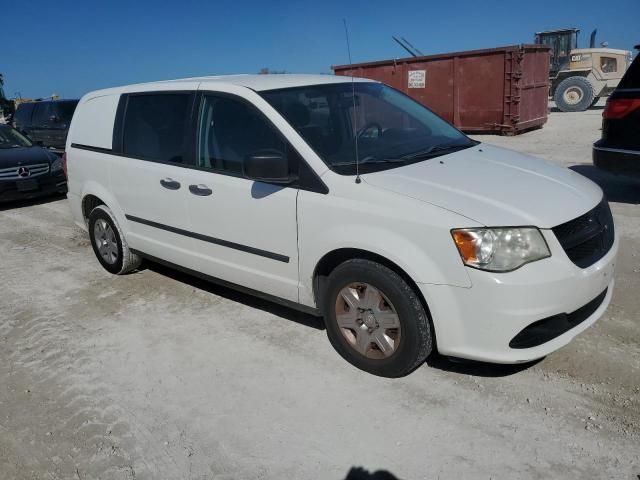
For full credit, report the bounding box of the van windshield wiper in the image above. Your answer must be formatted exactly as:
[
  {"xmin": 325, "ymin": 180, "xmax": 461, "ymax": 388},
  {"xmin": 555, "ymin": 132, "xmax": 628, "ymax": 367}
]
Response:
[
  {"xmin": 330, "ymin": 143, "xmax": 476, "ymax": 167},
  {"xmin": 399, "ymin": 143, "xmax": 474, "ymax": 161},
  {"xmin": 361, "ymin": 156, "xmax": 411, "ymax": 164},
  {"xmin": 331, "ymin": 156, "xmax": 410, "ymax": 167}
]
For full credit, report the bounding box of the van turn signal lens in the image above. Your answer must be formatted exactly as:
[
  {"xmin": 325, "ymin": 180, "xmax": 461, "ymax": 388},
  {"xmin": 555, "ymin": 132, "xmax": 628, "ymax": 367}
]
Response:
[{"xmin": 452, "ymin": 230, "xmax": 478, "ymax": 264}]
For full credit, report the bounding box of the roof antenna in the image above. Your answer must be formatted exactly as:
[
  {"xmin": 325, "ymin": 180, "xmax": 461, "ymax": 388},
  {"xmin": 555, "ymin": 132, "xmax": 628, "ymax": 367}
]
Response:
[{"xmin": 343, "ymin": 19, "xmax": 361, "ymax": 184}]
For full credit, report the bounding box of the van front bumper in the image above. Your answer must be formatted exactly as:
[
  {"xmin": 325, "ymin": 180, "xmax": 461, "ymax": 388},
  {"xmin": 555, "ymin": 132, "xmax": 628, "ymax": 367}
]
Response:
[{"xmin": 419, "ymin": 231, "xmax": 618, "ymax": 364}]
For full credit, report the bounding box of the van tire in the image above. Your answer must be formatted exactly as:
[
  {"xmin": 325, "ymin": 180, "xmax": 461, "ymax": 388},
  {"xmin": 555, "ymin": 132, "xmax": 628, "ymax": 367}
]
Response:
[
  {"xmin": 554, "ymin": 76, "xmax": 595, "ymax": 112},
  {"xmin": 323, "ymin": 259, "xmax": 433, "ymax": 377},
  {"xmin": 88, "ymin": 205, "xmax": 141, "ymax": 275}
]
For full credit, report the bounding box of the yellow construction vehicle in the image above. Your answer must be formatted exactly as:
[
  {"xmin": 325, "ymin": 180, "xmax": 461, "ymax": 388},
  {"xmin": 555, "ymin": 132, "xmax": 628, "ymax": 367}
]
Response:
[{"xmin": 535, "ymin": 28, "xmax": 632, "ymax": 111}]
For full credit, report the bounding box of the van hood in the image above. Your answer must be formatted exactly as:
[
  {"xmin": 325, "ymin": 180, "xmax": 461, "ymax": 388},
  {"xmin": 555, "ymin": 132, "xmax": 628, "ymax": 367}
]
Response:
[{"xmin": 363, "ymin": 144, "xmax": 603, "ymax": 228}]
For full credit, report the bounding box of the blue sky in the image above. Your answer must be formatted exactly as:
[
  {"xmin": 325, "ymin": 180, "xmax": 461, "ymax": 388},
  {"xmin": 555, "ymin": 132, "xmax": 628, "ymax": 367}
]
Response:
[{"xmin": 3, "ymin": 0, "xmax": 639, "ymax": 99}]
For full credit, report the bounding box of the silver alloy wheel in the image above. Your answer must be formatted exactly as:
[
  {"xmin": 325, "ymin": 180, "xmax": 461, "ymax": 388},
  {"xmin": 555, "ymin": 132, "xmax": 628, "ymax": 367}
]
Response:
[
  {"xmin": 563, "ymin": 86, "xmax": 584, "ymax": 105},
  {"xmin": 93, "ymin": 219, "xmax": 118, "ymax": 265},
  {"xmin": 335, "ymin": 282, "xmax": 401, "ymax": 359}
]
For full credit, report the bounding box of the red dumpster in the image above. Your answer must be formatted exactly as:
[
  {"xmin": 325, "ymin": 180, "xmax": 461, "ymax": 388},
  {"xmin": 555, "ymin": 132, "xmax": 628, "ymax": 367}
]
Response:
[{"xmin": 333, "ymin": 44, "xmax": 551, "ymax": 135}]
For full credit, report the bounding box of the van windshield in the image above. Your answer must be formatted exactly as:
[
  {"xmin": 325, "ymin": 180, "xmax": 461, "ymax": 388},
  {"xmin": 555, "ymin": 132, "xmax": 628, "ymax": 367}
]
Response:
[{"xmin": 260, "ymin": 82, "xmax": 475, "ymax": 175}]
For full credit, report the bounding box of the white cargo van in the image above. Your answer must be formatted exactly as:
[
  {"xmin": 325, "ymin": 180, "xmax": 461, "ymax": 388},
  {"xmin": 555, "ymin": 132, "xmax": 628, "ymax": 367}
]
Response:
[{"xmin": 66, "ymin": 75, "xmax": 617, "ymax": 377}]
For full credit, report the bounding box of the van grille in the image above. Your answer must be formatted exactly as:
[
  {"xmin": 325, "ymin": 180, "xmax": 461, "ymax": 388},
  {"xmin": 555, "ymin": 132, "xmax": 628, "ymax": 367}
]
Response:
[
  {"xmin": 0, "ymin": 163, "xmax": 50, "ymax": 180},
  {"xmin": 552, "ymin": 199, "xmax": 615, "ymax": 268}
]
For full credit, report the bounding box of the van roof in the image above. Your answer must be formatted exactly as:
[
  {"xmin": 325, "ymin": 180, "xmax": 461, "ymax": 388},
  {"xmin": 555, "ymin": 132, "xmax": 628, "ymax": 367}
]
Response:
[
  {"xmin": 192, "ymin": 74, "xmax": 376, "ymax": 91},
  {"xmin": 84, "ymin": 74, "xmax": 377, "ymax": 98}
]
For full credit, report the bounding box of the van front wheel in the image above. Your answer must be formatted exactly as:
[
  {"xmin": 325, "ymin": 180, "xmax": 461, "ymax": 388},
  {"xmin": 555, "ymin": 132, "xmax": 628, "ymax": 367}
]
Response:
[
  {"xmin": 88, "ymin": 205, "xmax": 141, "ymax": 275},
  {"xmin": 323, "ymin": 259, "xmax": 433, "ymax": 377}
]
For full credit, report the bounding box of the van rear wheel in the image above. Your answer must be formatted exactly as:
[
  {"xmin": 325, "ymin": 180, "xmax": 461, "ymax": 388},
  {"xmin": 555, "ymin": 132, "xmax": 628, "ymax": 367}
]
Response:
[
  {"xmin": 88, "ymin": 205, "xmax": 141, "ymax": 275},
  {"xmin": 323, "ymin": 259, "xmax": 433, "ymax": 377}
]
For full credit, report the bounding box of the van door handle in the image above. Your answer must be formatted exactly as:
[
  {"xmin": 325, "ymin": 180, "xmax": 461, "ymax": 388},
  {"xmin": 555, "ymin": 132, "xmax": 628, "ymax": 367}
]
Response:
[
  {"xmin": 160, "ymin": 178, "xmax": 181, "ymax": 190},
  {"xmin": 189, "ymin": 184, "xmax": 212, "ymax": 196}
]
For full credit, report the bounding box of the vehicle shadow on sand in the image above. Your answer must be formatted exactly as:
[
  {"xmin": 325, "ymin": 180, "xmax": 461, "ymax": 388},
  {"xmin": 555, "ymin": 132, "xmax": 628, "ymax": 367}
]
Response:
[
  {"xmin": 426, "ymin": 353, "xmax": 542, "ymax": 378},
  {"xmin": 0, "ymin": 193, "xmax": 67, "ymax": 211},
  {"xmin": 343, "ymin": 467, "xmax": 401, "ymax": 480},
  {"xmin": 570, "ymin": 165, "xmax": 640, "ymax": 204},
  {"xmin": 549, "ymin": 105, "xmax": 605, "ymax": 113},
  {"xmin": 143, "ymin": 261, "xmax": 544, "ymax": 377},
  {"xmin": 144, "ymin": 261, "xmax": 326, "ymax": 331}
]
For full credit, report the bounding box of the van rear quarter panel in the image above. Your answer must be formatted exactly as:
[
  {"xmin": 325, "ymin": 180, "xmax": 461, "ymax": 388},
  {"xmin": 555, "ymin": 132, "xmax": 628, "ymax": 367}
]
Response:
[
  {"xmin": 68, "ymin": 94, "xmax": 119, "ymax": 150},
  {"xmin": 66, "ymin": 93, "xmax": 120, "ymax": 227}
]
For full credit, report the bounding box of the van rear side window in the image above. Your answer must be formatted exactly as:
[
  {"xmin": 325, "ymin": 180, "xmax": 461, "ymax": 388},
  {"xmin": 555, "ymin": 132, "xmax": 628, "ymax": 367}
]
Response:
[{"xmin": 122, "ymin": 94, "xmax": 190, "ymax": 163}]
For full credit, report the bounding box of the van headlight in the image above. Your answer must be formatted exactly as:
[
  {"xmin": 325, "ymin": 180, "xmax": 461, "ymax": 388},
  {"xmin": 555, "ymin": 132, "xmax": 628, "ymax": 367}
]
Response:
[
  {"xmin": 50, "ymin": 158, "xmax": 63, "ymax": 172},
  {"xmin": 451, "ymin": 227, "xmax": 550, "ymax": 272}
]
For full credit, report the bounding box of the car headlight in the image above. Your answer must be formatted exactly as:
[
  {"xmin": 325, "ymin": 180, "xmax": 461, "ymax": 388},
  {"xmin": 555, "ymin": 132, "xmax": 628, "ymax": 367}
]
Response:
[
  {"xmin": 50, "ymin": 158, "xmax": 63, "ymax": 172},
  {"xmin": 451, "ymin": 227, "xmax": 550, "ymax": 272}
]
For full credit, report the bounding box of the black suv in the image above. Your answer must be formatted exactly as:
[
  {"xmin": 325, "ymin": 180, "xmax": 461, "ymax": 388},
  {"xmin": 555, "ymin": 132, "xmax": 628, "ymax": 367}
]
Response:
[
  {"xmin": 14, "ymin": 99, "xmax": 78, "ymax": 150},
  {"xmin": 593, "ymin": 47, "xmax": 640, "ymax": 176}
]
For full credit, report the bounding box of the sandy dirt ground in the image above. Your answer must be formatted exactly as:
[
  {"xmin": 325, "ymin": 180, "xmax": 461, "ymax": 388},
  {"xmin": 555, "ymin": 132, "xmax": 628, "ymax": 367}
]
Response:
[{"xmin": 1, "ymin": 104, "xmax": 639, "ymax": 479}]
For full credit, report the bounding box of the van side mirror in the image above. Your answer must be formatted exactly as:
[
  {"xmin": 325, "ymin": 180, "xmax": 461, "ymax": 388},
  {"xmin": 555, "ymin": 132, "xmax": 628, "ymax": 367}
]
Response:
[{"xmin": 243, "ymin": 150, "xmax": 293, "ymax": 184}]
